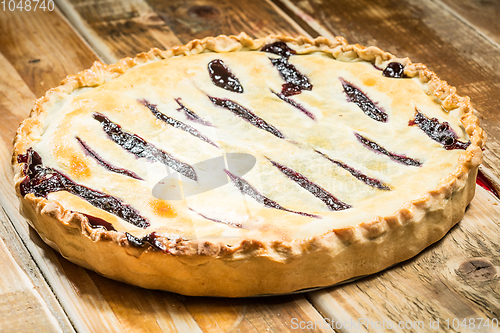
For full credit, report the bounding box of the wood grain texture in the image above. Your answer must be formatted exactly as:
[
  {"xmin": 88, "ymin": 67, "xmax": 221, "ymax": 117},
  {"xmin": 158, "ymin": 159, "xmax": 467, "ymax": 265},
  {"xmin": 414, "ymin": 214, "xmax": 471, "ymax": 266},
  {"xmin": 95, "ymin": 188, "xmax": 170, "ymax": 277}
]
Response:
[
  {"xmin": 308, "ymin": 186, "xmax": 500, "ymax": 333},
  {"xmin": 0, "ymin": 52, "xmax": 36, "ymax": 148},
  {"xmin": 274, "ymin": 0, "xmax": 500, "ymax": 193},
  {"xmin": 0, "ymin": 9, "xmax": 98, "ymax": 98},
  {"xmin": 438, "ymin": 0, "xmax": 500, "ymax": 46},
  {"xmin": 0, "ymin": 57, "xmax": 75, "ymax": 330},
  {"xmin": 51, "ymin": 255, "xmax": 333, "ymax": 332},
  {"xmin": 54, "ymin": 0, "xmax": 310, "ymax": 63},
  {"xmin": 0, "ymin": 208, "xmax": 65, "ymax": 333}
]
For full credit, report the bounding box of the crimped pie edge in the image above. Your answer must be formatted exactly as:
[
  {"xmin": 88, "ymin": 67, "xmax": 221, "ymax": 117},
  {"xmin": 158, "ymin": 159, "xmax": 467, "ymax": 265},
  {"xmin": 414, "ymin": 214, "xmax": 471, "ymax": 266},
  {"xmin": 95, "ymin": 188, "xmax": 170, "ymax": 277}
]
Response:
[{"xmin": 12, "ymin": 33, "xmax": 485, "ymax": 297}]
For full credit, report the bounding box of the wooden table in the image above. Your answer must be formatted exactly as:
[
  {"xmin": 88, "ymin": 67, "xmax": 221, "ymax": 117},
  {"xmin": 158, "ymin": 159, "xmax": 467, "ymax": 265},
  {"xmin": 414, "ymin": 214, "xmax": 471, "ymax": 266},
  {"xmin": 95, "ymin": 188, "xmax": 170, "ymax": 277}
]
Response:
[{"xmin": 1, "ymin": 0, "xmax": 499, "ymax": 332}]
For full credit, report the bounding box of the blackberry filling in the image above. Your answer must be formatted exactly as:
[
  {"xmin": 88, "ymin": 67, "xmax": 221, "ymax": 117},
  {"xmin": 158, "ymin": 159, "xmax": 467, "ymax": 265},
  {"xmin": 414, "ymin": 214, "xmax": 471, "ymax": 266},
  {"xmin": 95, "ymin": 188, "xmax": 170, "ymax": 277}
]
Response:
[
  {"xmin": 208, "ymin": 59, "xmax": 244, "ymax": 93},
  {"xmin": 409, "ymin": 110, "xmax": 470, "ymax": 150},
  {"xmin": 141, "ymin": 100, "xmax": 218, "ymax": 148},
  {"xmin": 382, "ymin": 62, "xmax": 407, "ymax": 78},
  {"xmin": 208, "ymin": 96, "xmax": 284, "ymax": 139},
  {"xmin": 268, "ymin": 159, "xmax": 351, "ymax": 211},
  {"xmin": 93, "ymin": 113, "xmax": 197, "ymax": 181},
  {"xmin": 271, "ymin": 90, "xmax": 315, "ymax": 120},
  {"xmin": 340, "ymin": 78, "xmax": 388, "ymax": 122},
  {"xmin": 316, "ymin": 150, "xmax": 391, "ymax": 191},
  {"xmin": 262, "ymin": 41, "xmax": 313, "ymax": 97},
  {"xmin": 174, "ymin": 98, "xmax": 214, "ymax": 127},
  {"xmin": 225, "ymin": 170, "xmax": 319, "ymax": 218},
  {"xmin": 76, "ymin": 136, "xmax": 143, "ymax": 180},
  {"xmin": 18, "ymin": 148, "xmax": 150, "ymax": 228},
  {"xmin": 355, "ymin": 133, "xmax": 422, "ymax": 167}
]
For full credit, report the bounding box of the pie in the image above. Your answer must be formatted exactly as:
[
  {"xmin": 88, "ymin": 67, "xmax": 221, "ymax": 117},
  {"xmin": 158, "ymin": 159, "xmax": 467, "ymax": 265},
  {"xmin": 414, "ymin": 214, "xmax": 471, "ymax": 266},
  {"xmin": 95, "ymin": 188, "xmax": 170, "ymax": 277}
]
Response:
[{"xmin": 12, "ymin": 33, "xmax": 485, "ymax": 297}]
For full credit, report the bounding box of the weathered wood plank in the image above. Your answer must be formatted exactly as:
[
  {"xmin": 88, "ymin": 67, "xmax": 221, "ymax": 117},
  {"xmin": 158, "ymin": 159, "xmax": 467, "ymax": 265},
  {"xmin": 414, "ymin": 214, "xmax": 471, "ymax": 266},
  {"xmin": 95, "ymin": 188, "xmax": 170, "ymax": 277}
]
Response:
[
  {"xmin": 0, "ymin": 49, "xmax": 76, "ymax": 333},
  {"xmin": 0, "ymin": 52, "xmax": 36, "ymax": 149},
  {"xmin": 273, "ymin": 0, "xmax": 500, "ymax": 193},
  {"xmin": 181, "ymin": 294, "xmax": 334, "ymax": 332},
  {"xmin": 437, "ymin": 0, "xmax": 500, "ymax": 47},
  {"xmin": 0, "ymin": 9, "xmax": 98, "ymax": 98},
  {"xmin": 308, "ymin": 186, "xmax": 500, "ymax": 332},
  {"xmin": 82, "ymin": 269, "xmax": 334, "ymax": 333},
  {"xmin": 54, "ymin": 0, "xmax": 311, "ymax": 63},
  {"xmin": 0, "ymin": 208, "xmax": 65, "ymax": 333}
]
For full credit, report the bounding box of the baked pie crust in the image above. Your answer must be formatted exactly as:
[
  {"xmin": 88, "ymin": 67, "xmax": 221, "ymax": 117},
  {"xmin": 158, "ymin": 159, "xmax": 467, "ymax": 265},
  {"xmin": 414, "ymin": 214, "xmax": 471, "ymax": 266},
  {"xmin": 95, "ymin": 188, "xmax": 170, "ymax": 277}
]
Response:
[{"xmin": 12, "ymin": 33, "xmax": 485, "ymax": 297}]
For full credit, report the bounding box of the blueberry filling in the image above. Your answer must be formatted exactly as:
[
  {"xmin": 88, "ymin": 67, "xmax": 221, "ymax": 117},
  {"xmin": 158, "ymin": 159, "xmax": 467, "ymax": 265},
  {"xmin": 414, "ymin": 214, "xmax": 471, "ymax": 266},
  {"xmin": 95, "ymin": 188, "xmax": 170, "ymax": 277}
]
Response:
[
  {"xmin": 316, "ymin": 151, "xmax": 391, "ymax": 191},
  {"xmin": 93, "ymin": 113, "xmax": 197, "ymax": 181},
  {"xmin": 271, "ymin": 90, "xmax": 315, "ymax": 120},
  {"xmin": 261, "ymin": 41, "xmax": 296, "ymax": 59},
  {"xmin": 208, "ymin": 96, "xmax": 285, "ymax": 139},
  {"xmin": 174, "ymin": 98, "xmax": 214, "ymax": 127},
  {"xmin": 141, "ymin": 100, "xmax": 218, "ymax": 148},
  {"xmin": 262, "ymin": 41, "xmax": 313, "ymax": 97},
  {"xmin": 18, "ymin": 148, "xmax": 150, "ymax": 228},
  {"xmin": 409, "ymin": 110, "xmax": 470, "ymax": 150},
  {"xmin": 340, "ymin": 78, "xmax": 388, "ymax": 122},
  {"xmin": 84, "ymin": 214, "xmax": 117, "ymax": 231},
  {"xmin": 126, "ymin": 232, "xmax": 168, "ymax": 251},
  {"xmin": 189, "ymin": 208, "xmax": 244, "ymax": 228},
  {"xmin": 76, "ymin": 136, "xmax": 143, "ymax": 180},
  {"xmin": 208, "ymin": 59, "xmax": 244, "ymax": 93},
  {"xmin": 355, "ymin": 133, "xmax": 422, "ymax": 167},
  {"xmin": 225, "ymin": 169, "xmax": 319, "ymax": 218},
  {"xmin": 142, "ymin": 232, "xmax": 167, "ymax": 251},
  {"xmin": 268, "ymin": 159, "xmax": 351, "ymax": 211},
  {"xmin": 382, "ymin": 62, "xmax": 406, "ymax": 78},
  {"xmin": 126, "ymin": 232, "xmax": 144, "ymax": 247}
]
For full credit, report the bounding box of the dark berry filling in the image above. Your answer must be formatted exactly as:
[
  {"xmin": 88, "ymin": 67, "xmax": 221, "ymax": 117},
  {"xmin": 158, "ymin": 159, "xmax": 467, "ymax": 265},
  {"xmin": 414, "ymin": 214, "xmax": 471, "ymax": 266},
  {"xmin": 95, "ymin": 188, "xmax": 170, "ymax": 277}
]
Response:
[
  {"xmin": 382, "ymin": 62, "xmax": 406, "ymax": 78},
  {"xmin": 270, "ymin": 57, "xmax": 313, "ymax": 97},
  {"xmin": 142, "ymin": 232, "xmax": 167, "ymax": 251},
  {"xmin": 126, "ymin": 232, "xmax": 144, "ymax": 247},
  {"xmin": 261, "ymin": 41, "xmax": 312, "ymax": 97},
  {"xmin": 409, "ymin": 109, "xmax": 470, "ymax": 150},
  {"xmin": 208, "ymin": 59, "xmax": 244, "ymax": 93},
  {"xmin": 126, "ymin": 232, "xmax": 168, "ymax": 251},
  {"xmin": 189, "ymin": 208, "xmax": 244, "ymax": 228},
  {"xmin": 355, "ymin": 133, "xmax": 422, "ymax": 167},
  {"xmin": 18, "ymin": 148, "xmax": 150, "ymax": 228},
  {"xmin": 340, "ymin": 78, "xmax": 388, "ymax": 122},
  {"xmin": 268, "ymin": 159, "xmax": 351, "ymax": 211},
  {"xmin": 208, "ymin": 96, "xmax": 285, "ymax": 139},
  {"xmin": 476, "ymin": 169, "xmax": 500, "ymax": 199},
  {"xmin": 93, "ymin": 113, "xmax": 197, "ymax": 181},
  {"xmin": 76, "ymin": 136, "xmax": 143, "ymax": 180},
  {"xmin": 261, "ymin": 41, "xmax": 296, "ymax": 59},
  {"xmin": 141, "ymin": 100, "xmax": 218, "ymax": 148},
  {"xmin": 174, "ymin": 98, "xmax": 214, "ymax": 127},
  {"xmin": 84, "ymin": 214, "xmax": 117, "ymax": 231},
  {"xmin": 225, "ymin": 170, "xmax": 319, "ymax": 218},
  {"xmin": 316, "ymin": 151, "xmax": 391, "ymax": 191},
  {"xmin": 271, "ymin": 89, "xmax": 315, "ymax": 120}
]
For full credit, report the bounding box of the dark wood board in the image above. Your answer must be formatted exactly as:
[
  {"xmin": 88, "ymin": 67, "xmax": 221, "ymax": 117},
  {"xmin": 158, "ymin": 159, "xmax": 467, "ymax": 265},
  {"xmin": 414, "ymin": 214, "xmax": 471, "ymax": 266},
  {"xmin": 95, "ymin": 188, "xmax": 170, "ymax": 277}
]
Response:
[{"xmin": 54, "ymin": 0, "xmax": 310, "ymax": 63}]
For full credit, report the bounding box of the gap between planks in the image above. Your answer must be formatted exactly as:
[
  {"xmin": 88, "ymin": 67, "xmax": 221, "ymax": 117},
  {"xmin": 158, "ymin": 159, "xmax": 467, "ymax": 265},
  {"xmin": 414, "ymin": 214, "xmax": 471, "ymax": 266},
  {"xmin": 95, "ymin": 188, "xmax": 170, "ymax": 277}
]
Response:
[
  {"xmin": 0, "ymin": 206, "xmax": 67, "ymax": 333},
  {"xmin": 432, "ymin": 0, "xmax": 500, "ymax": 51}
]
